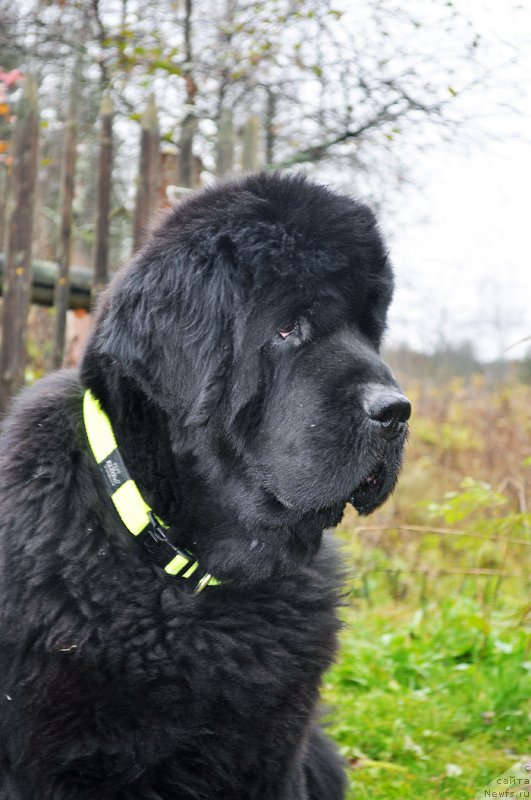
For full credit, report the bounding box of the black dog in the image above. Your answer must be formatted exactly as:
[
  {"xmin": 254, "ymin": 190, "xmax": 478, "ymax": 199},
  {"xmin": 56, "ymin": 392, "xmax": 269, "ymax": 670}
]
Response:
[{"xmin": 0, "ymin": 173, "xmax": 410, "ymax": 799}]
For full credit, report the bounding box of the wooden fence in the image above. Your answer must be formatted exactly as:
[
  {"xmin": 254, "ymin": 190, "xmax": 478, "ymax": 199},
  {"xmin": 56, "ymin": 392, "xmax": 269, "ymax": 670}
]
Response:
[{"xmin": 0, "ymin": 74, "xmax": 263, "ymax": 412}]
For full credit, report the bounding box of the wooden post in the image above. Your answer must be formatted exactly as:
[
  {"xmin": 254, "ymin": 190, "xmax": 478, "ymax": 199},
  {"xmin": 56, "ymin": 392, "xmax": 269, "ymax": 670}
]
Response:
[
  {"xmin": 132, "ymin": 94, "xmax": 160, "ymax": 252},
  {"xmin": 158, "ymin": 145, "xmax": 179, "ymax": 208},
  {"xmin": 0, "ymin": 75, "xmax": 39, "ymax": 413},
  {"xmin": 265, "ymin": 89, "xmax": 276, "ymax": 167},
  {"xmin": 241, "ymin": 115, "xmax": 260, "ymax": 173},
  {"xmin": 179, "ymin": 0, "xmax": 197, "ymax": 188},
  {"xmin": 92, "ymin": 92, "xmax": 113, "ymax": 307},
  {"xmin": 216, "ymin": 107, "xmax": 234, "ymax": 177},
  {"xmin": 53, "ymin": 80, "xmax": 78, "ymax": 368},
  {"xmin": 179, "ymin": 113, "xmax": 197, "ymax": 188}
]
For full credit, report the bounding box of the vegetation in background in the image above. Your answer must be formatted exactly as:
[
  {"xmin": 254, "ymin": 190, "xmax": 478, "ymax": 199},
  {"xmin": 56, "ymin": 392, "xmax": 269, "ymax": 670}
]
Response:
[
  {"xmin": 325, "ymin": 377, "xmax": 530, "ymax": 799},
  {"xmin": 324, "ymin": 596, "xmax": 529, "ymax": 799}
]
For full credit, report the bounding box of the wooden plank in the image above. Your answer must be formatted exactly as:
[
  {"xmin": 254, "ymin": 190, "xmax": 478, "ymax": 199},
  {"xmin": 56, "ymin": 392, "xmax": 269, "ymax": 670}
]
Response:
[{"xmin": 0, "ymin": 255, "xmax": 96, "ymax": 309}]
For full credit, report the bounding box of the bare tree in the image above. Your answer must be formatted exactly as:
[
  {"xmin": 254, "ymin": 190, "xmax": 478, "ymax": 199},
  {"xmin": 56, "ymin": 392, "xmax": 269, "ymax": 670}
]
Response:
[
  {"xmin": 0, "ymin": 76, "xmax": 39, "ymax": 412},
  {"xmin": 133, "ymin": 94, "xmax": 160, "ymax": 252},
  {"xmin": 53, "ymin": 77, "xmax": 79, "ymax": 368},
  {"xmin": 92, "ymin": 93, "xmax": 113, "ymax": 305},
  {"xmin": 179, "ymin": 0, "xmax": 197, "ymax": 187},
  {"xmin": 4, "ymin": 0, "xmax": 514, "ymax": 267}
]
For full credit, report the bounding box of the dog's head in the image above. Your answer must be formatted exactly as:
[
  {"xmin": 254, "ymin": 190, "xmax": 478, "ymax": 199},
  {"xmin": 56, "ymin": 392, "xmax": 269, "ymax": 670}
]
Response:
[{"xmin": 82, "ymin": 173, "xmax": 410, "ymax": 584}]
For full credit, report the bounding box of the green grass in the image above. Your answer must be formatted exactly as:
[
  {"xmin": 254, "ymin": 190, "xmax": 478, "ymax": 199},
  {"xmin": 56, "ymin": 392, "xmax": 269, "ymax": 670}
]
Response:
[{"xmin": 323, "ymin": 591, "xmax": 530, "ymax": 799}]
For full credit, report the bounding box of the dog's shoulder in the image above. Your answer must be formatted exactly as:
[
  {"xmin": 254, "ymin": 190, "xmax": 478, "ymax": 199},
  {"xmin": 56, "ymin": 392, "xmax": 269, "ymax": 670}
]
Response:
[
  {"xmin": 1, "ymin": 367, "xmax": 82, "ymax": 421},
  {"xmin": 0, "ymin": 369, "xmax": 86, "ymax": 561},
  {"xmin": 0, "ymin": 370, "xmax": 82, "ymax": 480}
]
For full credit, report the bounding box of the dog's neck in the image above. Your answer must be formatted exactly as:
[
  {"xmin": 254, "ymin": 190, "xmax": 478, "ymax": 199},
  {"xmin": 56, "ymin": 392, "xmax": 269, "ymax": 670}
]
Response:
[{"xmin": 81, "ymin": 353, "xmax": 186, "ymax": 535}]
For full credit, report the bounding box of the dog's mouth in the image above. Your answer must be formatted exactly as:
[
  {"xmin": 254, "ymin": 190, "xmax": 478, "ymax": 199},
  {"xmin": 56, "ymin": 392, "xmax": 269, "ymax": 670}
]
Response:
[
  {"xmin": 262, "ymin": 441, "xmax": 404, "ymax": 520},
  {"xmin": 268, "ymin": 459, "xmax": 391, "ymax": 519},
  {"xmin": 349, "ymin": 461, "xmax": 389, "ymax": 515}
]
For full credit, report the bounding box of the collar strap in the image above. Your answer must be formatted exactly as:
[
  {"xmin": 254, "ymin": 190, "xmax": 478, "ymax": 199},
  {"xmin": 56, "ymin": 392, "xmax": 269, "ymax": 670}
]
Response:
[{"xmin": 82, "ymin": 389, "xmax": 217, "ymax": 594}]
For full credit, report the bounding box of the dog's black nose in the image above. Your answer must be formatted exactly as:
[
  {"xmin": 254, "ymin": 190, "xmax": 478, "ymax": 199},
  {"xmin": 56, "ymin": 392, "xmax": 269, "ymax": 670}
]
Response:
[{"xmin": 364, "ymin": 388, "xmax": 411, "ymax": 440}]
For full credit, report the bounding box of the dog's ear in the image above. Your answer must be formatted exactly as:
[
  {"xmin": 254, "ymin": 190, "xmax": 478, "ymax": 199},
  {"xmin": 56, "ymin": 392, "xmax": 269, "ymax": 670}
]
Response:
[
  {"xmin": 85, "ymin": 240, "xmax": 238, "ymax": 425},
  {"xmin": 183, "ymin": 331, "xmax": 232, "ymax": 427}
]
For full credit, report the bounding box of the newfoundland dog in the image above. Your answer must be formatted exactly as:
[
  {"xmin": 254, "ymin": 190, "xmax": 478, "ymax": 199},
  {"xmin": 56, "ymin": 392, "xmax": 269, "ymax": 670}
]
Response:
[{"xmin": 0, "ymin": 172, "xmax": 410, "ymax": 799}]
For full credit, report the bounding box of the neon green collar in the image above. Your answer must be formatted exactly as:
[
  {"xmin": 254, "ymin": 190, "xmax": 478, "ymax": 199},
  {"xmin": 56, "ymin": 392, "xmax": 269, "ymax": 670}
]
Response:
[{"xmin": 83, "ymin": 389, "xmax": 218, "ymax": 594}]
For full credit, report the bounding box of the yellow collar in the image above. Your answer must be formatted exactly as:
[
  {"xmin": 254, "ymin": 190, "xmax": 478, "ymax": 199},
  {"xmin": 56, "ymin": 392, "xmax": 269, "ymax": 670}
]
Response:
[{"xmin": 82, "ymin": 389, "xmax": 218, "ymax": 594}]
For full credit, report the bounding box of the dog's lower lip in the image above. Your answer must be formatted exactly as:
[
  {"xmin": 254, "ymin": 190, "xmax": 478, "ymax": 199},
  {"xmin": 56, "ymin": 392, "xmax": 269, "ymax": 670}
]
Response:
[
  {"xmin": 270, "ymin": 468, "xmax": 385, "ymax": 514},
  {"xmin": 357, "ymin": 470, "xmax": 380, "ymax": 491},
  {"xmin": 349, "ymin": 462, "xmax": 385, "ymax": 504}
]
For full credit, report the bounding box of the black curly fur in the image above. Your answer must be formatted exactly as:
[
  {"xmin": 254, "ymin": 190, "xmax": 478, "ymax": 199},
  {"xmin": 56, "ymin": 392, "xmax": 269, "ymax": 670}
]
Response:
[{"xmin": 0, "ymin": 173, "xmax": 406, "ymax": 799}]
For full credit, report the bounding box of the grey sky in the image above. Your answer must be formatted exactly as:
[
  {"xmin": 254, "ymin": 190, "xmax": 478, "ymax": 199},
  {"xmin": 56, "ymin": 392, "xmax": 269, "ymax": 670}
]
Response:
[{"xmin": 379, "ymin": 1, "xmax": 531, "ymax": 360}]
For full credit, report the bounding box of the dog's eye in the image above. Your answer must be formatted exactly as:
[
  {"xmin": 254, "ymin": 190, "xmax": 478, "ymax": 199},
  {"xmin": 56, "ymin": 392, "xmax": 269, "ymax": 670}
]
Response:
[{"xmin": 278, "ymin": 320, "xmax": 302, "ymax": 340}]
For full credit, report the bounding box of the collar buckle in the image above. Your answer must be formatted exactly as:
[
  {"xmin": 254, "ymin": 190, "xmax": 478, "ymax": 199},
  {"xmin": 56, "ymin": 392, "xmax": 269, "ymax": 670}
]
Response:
[{"xmin": 137, "ymin": 512, "xmax": 194, "ymax": 573}]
